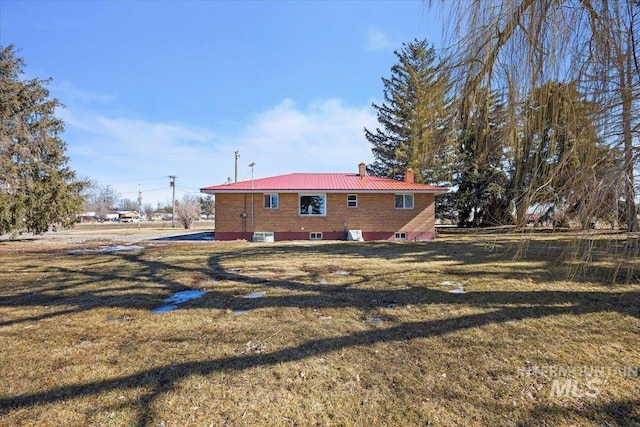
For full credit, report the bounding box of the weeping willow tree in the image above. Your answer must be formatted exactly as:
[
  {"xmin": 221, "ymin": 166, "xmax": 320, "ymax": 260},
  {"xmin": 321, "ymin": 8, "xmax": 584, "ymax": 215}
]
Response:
[
  {"xmin": 433, "ymin": 0, "xmax": 639, "ymax": 231},
  {"xmin": 513, "ymin": 81, "xmax": 618, "ymax": 229}
]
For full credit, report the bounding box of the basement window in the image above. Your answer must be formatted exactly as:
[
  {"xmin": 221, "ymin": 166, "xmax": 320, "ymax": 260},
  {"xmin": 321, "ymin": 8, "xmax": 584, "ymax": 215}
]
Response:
[
  {"xmin": 395, "ymin": 194, "xmax": 414, "ymax": 209},
  {"xmin": 310, "ymin": 232, "xmax": 323, "ymax": 240}
]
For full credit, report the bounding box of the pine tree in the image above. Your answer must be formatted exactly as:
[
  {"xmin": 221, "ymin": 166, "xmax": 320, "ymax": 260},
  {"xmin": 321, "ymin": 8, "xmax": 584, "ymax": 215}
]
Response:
[
  {"xmin": 365, "ymin": 39, "xmax": 452, "ymax": 184},
  {"xmin": 454, "ymin": 89, "xmax": 511, "ymax": 226},
  {"xmin": 0, "ymin": 45, "xmax": 85, "ymax": 236}
]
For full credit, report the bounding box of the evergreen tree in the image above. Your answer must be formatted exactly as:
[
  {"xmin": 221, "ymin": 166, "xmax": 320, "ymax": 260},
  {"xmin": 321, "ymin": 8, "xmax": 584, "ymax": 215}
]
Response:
[
  {"xmin": 454, "ymin": 89, "xmax": 511, "ymax": 226},
  {"xmin": 0, "ymin": 45, "xmax": 85, "ymax": 235},
  {"xmin": 365, "ymin": 39, "xmax": 452, "ymax": 184},
  {"xmin": 199, "ymin": 195, "xmax": 215, "ymax": 218}
]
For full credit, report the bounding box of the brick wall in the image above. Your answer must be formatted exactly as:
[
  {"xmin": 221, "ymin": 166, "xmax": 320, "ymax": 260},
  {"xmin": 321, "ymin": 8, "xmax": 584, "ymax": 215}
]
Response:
[{"xmin": 214, "ymin": 192, "xmax": 436, "ymax": 240}]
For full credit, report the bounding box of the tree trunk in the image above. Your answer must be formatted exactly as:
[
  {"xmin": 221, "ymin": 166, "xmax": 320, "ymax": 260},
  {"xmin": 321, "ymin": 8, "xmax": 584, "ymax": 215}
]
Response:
[{"xmin": 622, "ymin": 37, "xmax": 639, "ymax": 232}]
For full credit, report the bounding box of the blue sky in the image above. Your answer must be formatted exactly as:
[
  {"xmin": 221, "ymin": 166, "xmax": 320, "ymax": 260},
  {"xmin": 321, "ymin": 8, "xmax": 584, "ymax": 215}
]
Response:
[{"xmin": 1, "ymin": 0, "xmax": 446, "ymax": 207}]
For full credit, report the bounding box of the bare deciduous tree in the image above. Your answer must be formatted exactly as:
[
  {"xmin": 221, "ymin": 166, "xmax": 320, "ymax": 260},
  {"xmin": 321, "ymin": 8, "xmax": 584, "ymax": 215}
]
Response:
[{"xmin": 175, "ymin": 195, "xmax": 201, "ymax": 229}]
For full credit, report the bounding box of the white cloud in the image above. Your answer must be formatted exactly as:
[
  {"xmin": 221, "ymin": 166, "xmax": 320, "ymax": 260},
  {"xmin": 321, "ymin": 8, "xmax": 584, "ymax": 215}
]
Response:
[
  {"xmin": 62, "ymin": 98, "xmax": 377, "ymax": 206},
  {"xmin": 54, "ymin": 81, "xmax": 117, "ymax": 104},
  {"xmin": 365, "ymin": 27, "xmax": 393, "ymax": 51}
]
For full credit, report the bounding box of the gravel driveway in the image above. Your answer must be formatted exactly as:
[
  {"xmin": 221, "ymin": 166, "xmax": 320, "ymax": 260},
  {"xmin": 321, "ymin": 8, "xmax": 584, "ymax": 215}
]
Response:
[{"xmin": 0, "ymin": 225, "xmax": 214, "ymax": 246}]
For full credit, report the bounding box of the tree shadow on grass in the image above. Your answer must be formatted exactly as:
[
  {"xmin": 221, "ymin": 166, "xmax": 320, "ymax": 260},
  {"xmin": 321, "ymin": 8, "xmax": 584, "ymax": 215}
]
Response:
[
  {"xmin": 0, "ymin": 239, "xmax": 638, "ymax": 425},
  {"xmin": 0, "ymin": 303, "xmax": 637, "ymax": 425}
]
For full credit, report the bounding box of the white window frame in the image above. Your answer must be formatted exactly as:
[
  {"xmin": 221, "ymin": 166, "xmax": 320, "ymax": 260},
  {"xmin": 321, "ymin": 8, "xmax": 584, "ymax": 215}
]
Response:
[
  {"xmin": 347, "ymin": 194, "xmax": 358, "ymax": 208},
  {"xmin": 395, "ymin": 232, "xmax": 407, "ymax": 240},
  {"xmin": 310, "ymin": 232, "xmax": 323, "ymax": 240},
  {"xmin": 395, "ymin": 193, "xmax": 414, "ymax": 209},
  {"xmin": 299, "ymin": 193, "xmax": 326, "ymax": 216},
  {"xmin": 263, "ymin": 193, "xmax": 279, "ymax": 209}
]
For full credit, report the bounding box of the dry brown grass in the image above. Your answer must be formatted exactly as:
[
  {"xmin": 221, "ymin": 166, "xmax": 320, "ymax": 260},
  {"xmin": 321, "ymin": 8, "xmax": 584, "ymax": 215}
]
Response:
[{"xmin": 0, "ymin": 229, "xmax": 638, "ymax": 426}]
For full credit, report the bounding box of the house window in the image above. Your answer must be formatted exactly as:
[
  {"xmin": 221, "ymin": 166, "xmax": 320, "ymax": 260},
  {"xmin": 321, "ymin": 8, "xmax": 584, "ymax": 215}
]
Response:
[
  {"xmin": 310, "ymin": 232, "xmax": 323, "ymax": 240},
  {"xmin": 347, "ymin": 194, "xmax": 357, "ymax": 208},
  {"xmin": 395, "ymin": 194, "xmax": 414, "ymax": 209},
  {"xmin": 264, "ymin": 193, "xmax": 279, "ymax": 209},
  {"xmin": 299, "ymin": 194, "xmax": 326, "ymax": 216},
  {"xmin": 395, "ymin": 232, "xmax": 407, "ymax": 240}
]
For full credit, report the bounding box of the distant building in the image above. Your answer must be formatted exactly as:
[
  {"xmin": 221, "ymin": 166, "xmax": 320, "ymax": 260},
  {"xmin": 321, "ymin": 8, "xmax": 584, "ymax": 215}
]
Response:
[{"xmin": 118, "ymin": 211, "xmax": 140, "ymax": 223}]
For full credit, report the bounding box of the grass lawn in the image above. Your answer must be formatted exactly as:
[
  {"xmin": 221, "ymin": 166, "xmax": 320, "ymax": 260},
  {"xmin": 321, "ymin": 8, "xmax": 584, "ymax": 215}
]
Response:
[{"xmin": 0, "ymin": 229, "xmax": 638, "ymax": 426}]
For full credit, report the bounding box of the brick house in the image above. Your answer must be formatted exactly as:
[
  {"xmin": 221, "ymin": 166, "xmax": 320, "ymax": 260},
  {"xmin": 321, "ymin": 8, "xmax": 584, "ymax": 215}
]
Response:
[{"xmin": 200, "ymin": 163, "xmax": 447, "ymax": 242}]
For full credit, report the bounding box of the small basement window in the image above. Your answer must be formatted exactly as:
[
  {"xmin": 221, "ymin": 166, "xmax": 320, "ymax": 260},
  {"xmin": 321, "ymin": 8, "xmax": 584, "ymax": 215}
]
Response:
[
  {"xmin": 264, "ymin": 194, "xmax": 279, "ymax": 209},
  {"xmin": 310, "ymin": 232, "xmax": 323, "ymax": 240},
  {"xmin": 395, "ymin": 232, "xmax": 407, "ymax": 240}
]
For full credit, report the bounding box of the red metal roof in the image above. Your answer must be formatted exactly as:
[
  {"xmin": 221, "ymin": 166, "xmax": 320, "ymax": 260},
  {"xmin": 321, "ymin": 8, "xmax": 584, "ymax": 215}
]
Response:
[{"xmin": 201, "ymin": 173, "xmax": 448, "ymax": 194}]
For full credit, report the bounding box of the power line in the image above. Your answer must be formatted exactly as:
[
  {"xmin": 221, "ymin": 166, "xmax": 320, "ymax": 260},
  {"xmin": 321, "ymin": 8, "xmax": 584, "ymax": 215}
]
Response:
[{"xmin": 120, "ymin": 186, "xmax": 167, "ymax": 195}]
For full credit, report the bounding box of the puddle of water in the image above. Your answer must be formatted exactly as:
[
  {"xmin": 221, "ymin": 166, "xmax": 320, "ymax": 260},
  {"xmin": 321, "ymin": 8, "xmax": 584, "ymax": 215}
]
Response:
[
  {"xmin": 232, "ymin": 308, "xmax": 250, "ymax": 315},
  {"xmin": 448, "ymin": 289, "xmax": 466, "ymax": 294},
  {"xmin": 151, "ymin": 290, "xmax": 207, "ymax": 313},
  {"xmin": 240, "ymin": 291, "xmax": 266, "ymax": 299},
  {"xmin": 66, "ymin": 245, "xmax": 144, "ymax": 255},
  {"xmin": 368, "ymin": 317, "xmax": 383, "ymax": 324}
]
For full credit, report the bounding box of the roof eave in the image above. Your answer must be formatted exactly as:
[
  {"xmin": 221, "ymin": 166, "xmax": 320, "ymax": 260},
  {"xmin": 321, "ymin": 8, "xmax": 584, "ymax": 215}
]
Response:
[{"xmin": 200, "ymin": 188, "xmax": 449, "ymax": 194}]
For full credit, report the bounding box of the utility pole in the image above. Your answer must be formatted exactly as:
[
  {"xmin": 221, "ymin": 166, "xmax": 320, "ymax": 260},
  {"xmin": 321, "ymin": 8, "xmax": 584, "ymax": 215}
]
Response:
[
  {"xmin": 168, "ymin": 175, "xmax": 176, "ymax": 228},
  {"xmin": 137, "ymin": 184, "xmax": 142, "ymax": 230},
  {"xmin": 249, "ymin": 162, "xmax": 255, "ymax": 231},
  {"xmin": 234, "ymin": 151, "xmax": 240, "ymax": 183}
]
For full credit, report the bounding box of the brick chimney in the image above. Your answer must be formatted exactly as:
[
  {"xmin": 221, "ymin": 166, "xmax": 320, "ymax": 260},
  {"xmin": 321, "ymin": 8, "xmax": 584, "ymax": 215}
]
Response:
[
  {"xmin": 358, "ymin": 162, "xmax": 366, "ymax": 179},
  {"xmin": 404, "ymin": 168, "xmax": 414, "ymax": 183}
]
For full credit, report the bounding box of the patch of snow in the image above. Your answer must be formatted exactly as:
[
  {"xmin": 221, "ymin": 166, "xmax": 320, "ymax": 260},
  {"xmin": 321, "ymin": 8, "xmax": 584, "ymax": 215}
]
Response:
[
  {"xmin": 151, "ymin": 304, "xmax": 179, "ymax": 314},
  {"xmin": 240, "ymin": 291, "xmax": 266, "ymax": 299},
  {"xmin": 440, "ymin": 281, "xmax": 466, "ymax": 294},
  {"xmin": 368, "ymin": 317, "xmax": 383, "ymax": 324},
  {"xmin": 66, "ymin": 245, "xmax": 144, "ymax": 255},
  {"xmin": 151, "ymin": 289, "xmax": 207, "ymax": 313},
  {"xmin": 232, "ymin": 308, "xmax": 250, "ymax": 315},
  {"xmin": 440, "ymin": 281, "xmax": 458, "ymax": 287},
  {"xmin": 331, "ymin": 270, "xmax": 350, "ymax": 275}
]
